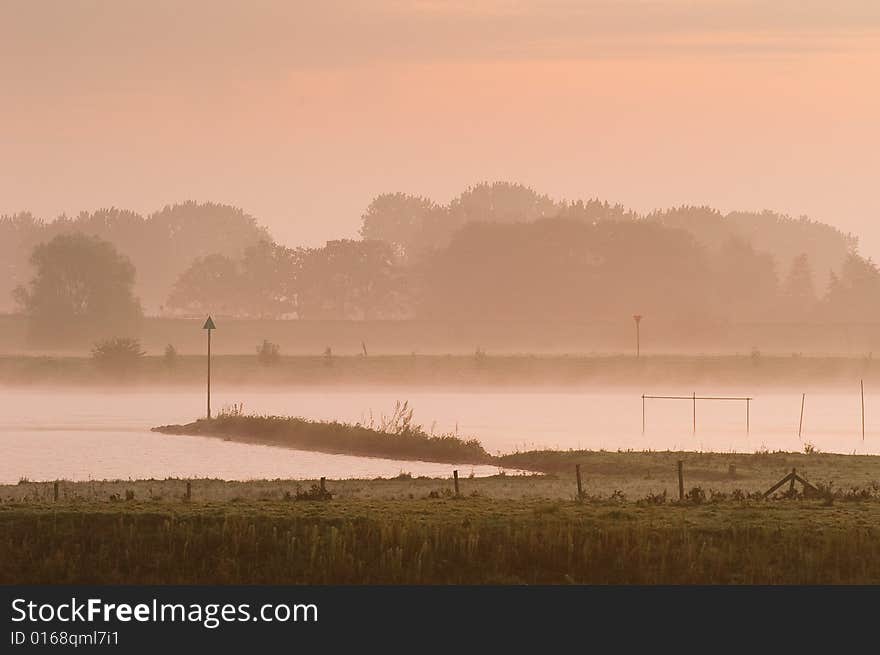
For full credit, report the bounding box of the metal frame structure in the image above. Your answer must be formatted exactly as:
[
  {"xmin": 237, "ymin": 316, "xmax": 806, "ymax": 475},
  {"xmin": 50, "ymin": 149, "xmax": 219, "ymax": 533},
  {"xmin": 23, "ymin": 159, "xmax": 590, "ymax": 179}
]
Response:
[{"xmin": 641, "ymin": 393, "xmax": 752, "ymax": 435}]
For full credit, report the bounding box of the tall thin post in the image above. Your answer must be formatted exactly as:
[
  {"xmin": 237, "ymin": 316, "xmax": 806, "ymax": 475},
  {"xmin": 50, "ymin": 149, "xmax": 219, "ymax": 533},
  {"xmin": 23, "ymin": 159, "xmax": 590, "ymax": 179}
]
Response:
[
  {"xmin": 798, "ymin": 393, "xmax": 805, "ymax": 439},
  {"xmin": 692, "ymin": 392, "xmax": 696, "ymax": 434},
  {"xmin": 642, "ymin": 394, "xmax": 646, "ymax": 435},
  {"xmin": 746, "ymin": 398, "xmax": 750, "ymax": 434},
  {"xmin": 203, "ymin": 316, "xmax": 216, "ymax": 420},
  {"xmin": 575, "ymin": 464, "xmax": 583, "ymax": 500},
  {"xmin": 632, "ymin": 314, "xmax": 643, "ymax": 359},
  {"xmin": 861, "ymin": 379, "xmax": 866, "ymax": 441},
  {"xmin": 207, "ymin": 328, "xmax": 212, "ymax": 419},
  {"xmin": 453, "ymin": 470, "xmax": 460, "ymax": 496}
]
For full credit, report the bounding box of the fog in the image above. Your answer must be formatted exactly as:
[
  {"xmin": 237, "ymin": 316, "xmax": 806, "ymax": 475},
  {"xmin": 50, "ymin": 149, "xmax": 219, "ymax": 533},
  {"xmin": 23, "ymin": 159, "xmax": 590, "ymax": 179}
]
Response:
[{"xmin": 2, "ymin": 3, "xmax": 880, "ymax": 486}]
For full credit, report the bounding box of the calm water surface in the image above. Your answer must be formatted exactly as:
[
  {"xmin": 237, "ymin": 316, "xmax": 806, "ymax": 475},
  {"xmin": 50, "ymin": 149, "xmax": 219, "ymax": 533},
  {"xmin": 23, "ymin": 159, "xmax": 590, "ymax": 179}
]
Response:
[{"xmin": 1, "ymin": 386, "xmax": 876, "ymax": 483}]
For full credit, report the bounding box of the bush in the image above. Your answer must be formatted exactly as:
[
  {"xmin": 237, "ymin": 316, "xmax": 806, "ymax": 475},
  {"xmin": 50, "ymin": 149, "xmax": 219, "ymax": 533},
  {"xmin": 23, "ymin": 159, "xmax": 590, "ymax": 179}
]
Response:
[
  {"xmin": 163, "ymin": 344, "xmax": 178, "ymax": 368},
  {"xmin": 256, "ymin": 339, "xmax": 281, "ymax": 366},
  {"xmin": 91, "ymin": 337, "xmax": 145, "ymax": 373}
]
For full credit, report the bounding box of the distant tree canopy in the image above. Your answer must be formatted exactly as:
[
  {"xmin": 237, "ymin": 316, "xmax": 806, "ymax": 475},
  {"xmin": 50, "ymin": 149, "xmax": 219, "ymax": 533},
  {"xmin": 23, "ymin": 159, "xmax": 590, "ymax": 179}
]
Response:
[
  {"xmin": 419, "ymin": 219, "xmax": 714, "ymax": 321},
  {"xmin": 167, "ymin": 238, "xmax": 404, "ymax": 320},
  {"xmin": 13, "ymin": 233, "xmax": 143, "ymax": 344},
  {"xmin": 5, "ymin": 183, "xmax": 876, "ymax": 327},
  {"xmin": 0, "ymin": 202, "xmax": 270, "ymax": 314}
]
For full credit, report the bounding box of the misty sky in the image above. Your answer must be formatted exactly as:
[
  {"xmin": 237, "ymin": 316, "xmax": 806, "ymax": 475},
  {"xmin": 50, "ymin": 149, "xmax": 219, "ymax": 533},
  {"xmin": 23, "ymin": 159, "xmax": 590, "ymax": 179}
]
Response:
[{"xmin": 2, "ymin": 1, "xmax": 879, "ymax": 255}]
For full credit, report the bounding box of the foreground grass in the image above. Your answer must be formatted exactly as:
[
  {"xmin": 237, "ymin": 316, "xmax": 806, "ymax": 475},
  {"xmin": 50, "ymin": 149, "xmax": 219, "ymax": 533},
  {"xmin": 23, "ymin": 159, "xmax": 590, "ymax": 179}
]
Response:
[{"xmin": 3, "ymin": 496, "xmax": 880, "ymax": 584}]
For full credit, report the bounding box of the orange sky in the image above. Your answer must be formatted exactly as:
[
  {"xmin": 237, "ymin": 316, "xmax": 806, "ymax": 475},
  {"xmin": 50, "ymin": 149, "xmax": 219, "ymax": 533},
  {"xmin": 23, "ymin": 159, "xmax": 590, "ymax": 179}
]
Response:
[{"xmin": 1, "ymin": 1, "xmax": 879, "ymax": 256}]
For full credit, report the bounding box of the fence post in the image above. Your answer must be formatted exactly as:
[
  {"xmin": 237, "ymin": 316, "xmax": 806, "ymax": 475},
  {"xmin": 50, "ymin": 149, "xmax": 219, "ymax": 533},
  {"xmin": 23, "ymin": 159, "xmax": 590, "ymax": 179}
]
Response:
[
  {"xmin": 798, "ymin": 393, "xmax": 805, "ymax": 439},
  {"xmin": 861, "ymin": 379, "xmax": 866, "ymax": 441},
  {"xmin": 453, "ymin": 470, "xmax": 460, "ymax": 496},
  {"xmin": 186, "ymin": 481, "xmax": 191, "ymax": 501},
  {"xmin": 320, "ymin": 477, "xmax": 326, "ymax": 494},
  {"xmin": 789, "ymin": 468, "xmax": 796, "ymax": 494},
  {"xmin": 575, "ymin": 464, "xmax": 583, "ymax": 500},
  {"xmin": 53, "ymin": 480, "xmax": 59, "ymax": 502},
  {"xmin": 677, "ymin": 460, "xmax": 684, "ymax": 501}
]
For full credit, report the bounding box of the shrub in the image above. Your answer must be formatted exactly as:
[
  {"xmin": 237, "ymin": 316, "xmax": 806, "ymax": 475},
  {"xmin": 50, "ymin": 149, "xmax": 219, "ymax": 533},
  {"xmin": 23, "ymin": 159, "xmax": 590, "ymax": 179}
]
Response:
[
  {"xmin": 685, "ymin": 486, "xmax": 706, "ymax": 504},
  {"xmin": 256, "ymin": 339, "xmax": 281, "ymax": 366},
  {"xmin": 295, "ymin": 483, "xmax": 332, "ymax": 501},
  {"xmin": 91, "ymin": 337, "xmax": 145, "ymax": 373},
  {"xmin": 163, "ymin": 344, "xmax": 178, "ymax": 368}
]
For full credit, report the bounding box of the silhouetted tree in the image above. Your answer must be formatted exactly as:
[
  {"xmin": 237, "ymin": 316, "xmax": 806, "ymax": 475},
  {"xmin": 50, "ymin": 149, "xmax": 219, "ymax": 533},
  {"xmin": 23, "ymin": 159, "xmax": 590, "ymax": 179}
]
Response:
[
  {"xmin": 822, "ymin": 253, "xmax": 880, "ymax": 321},
  {"xmin": 711, "ymin": 237, "xmax": 778, "ymax": 321},
  {"xmin": 419, "ymin": 219, "xmax": 714, "ymax": 322},
  {"xmin": 298, "ymin": 239, "xmax": 401, "ymax": 319},
  {"xmin": 359, "ymin": 193, "xmax": 443, "ymax": 261},
  {"xmin": 781, "ymin": 253, "xmax": 817, "ymax": 317},
  {"xmin": 13, "ymin": 234, "xmax": 142, "ymax": 345},
  {"xmin": 166, "ymin": 254, "xmax": 240, "ymax": 316},
  {"xmin": 238, "ymin": 241, "xmax": 304, "ymax": 317}
]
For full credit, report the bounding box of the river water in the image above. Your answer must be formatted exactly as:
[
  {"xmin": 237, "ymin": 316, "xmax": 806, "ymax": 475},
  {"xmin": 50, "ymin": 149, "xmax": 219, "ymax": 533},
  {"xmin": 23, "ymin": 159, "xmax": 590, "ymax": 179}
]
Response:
[{"xmin": 1, "ymin": 386, "xmax": 876, "ymax": 483}]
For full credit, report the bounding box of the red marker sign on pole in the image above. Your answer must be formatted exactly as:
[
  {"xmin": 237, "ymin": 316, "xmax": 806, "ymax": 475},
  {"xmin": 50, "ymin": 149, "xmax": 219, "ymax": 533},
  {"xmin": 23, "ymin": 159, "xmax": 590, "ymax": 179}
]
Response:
[{"xmin": 203, "ymin": 316, "xmax": 216, "ymax": 419}]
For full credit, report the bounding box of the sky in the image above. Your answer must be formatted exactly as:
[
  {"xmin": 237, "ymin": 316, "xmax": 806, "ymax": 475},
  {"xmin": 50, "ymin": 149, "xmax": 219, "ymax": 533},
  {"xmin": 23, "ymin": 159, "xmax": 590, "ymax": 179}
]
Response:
[{"xmin": 1, "ymin": 1, "xmax": 879, "ymax": 254}]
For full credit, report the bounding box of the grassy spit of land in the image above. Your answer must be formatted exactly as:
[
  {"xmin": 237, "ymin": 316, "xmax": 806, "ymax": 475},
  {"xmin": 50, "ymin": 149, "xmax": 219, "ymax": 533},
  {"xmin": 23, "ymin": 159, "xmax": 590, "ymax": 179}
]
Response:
[
  {"xmin": 2, "ymin": 352, "xmax": 879, "ymax": 388},
  {"xmin": 152, "ymin": 412, "xmax": 492, "ymax": 465},
  {"xmin": 152, "ymin": 414, "xmax": 880, "ymax": 493}
]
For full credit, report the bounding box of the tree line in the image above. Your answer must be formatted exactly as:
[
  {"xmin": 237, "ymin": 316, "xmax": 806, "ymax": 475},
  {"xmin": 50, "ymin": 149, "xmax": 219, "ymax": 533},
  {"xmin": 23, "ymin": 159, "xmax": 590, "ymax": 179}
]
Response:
[{"xmin": 5, "ymin": 182, "xmax": 876, "ymax": 345}]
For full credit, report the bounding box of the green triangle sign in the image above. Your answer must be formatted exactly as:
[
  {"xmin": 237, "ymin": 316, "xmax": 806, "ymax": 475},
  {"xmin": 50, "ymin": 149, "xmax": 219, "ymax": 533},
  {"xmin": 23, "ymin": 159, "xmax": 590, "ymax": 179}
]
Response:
[{"xmin": 203, "ymin": 316, "xmax": 216, "ymax": 330}]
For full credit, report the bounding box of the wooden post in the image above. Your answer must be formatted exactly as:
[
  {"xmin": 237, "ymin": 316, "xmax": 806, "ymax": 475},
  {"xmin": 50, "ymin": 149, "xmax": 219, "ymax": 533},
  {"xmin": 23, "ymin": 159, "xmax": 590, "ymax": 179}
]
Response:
[
  {"xmin": 789, "ymin": 468, "xmax": 796, "ymax": 494},
  {"xmin": 186, "ymin": 481, "xmax": 191, "ymax": 501},
  {"xmin": 861, "ymin": 379, "xmax": 866, "ymax": 441},
  {"xmin": 453, "ymin": 470, "xmax": 460, "ymax": 496},
  {"xmin": 677, "ymin": 460, "xmax": 684, "ymax": 501},
  {"xmin": 575, "ymin": 464, "xmax": 583, "ymax": 500},
  {"xmin": 320, "ymin": 477, "xmax": 326, "ymax": 494},
  {"xmin": 746, "ymin": 398, "xmax": 750, "ymax": 434},
  {"xmin": 53, "ymin": 480, "xmax": 59, "ymax": 502},
  {"xmin": 798, "ymin": 393, "xmax": 805, "ymax": 439},
  {"xmin": 692, "ymin": 392, "xmax": 696, "ymax": 434}
]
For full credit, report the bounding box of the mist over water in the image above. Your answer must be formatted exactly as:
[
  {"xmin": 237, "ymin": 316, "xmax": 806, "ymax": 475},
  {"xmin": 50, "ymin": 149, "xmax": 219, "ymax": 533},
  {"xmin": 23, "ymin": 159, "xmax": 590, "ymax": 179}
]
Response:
[{"xmin": 2, "ymin": 385, "xmax": 876, "ymax": 484}]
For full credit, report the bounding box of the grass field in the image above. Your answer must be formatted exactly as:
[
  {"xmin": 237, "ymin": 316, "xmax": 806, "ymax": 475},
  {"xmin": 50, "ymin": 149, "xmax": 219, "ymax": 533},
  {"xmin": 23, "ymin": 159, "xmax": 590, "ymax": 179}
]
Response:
[
  {"xmin": 4, "ymin": 450, "xmax": 880, "ymax": 584},
  {"xmin": 3, "ymin": 493, "xmax": 880, "ymax": 584}
]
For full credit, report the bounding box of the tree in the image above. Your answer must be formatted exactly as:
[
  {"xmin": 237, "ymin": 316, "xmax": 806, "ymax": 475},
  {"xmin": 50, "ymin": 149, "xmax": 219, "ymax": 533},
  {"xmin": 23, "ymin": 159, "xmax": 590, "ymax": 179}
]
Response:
[
  {"xmin": 359, "ymin": 193, "xmax": 442, "ymax": 261},
  {"xmin": 419, "ymin": 218, "xmax": 714, "ymax": 322},
  {"xmin": 711, "ymin": 237, "xmax": 779, "ymax": 321},
  {"xmin": 298, "ymin": 239, "xmax": 402, "ymax": 319},
  {"xmin": 13, "ymin": 233, "xmax": 142, "ymax": 344},
  {"xmin": 166, "ymin": 254, "xmax": 241, "ymax": 316},
  {"xmin": 238, "ymin": 241, "xmax": 303, "ymax": 317},
  {"xmin": 781, "ymin": 253, "xmax": 817, "ymax": 317},
  {"xmin": 821, "ymin": 253, "xmax": 880, "ymax": 321}
]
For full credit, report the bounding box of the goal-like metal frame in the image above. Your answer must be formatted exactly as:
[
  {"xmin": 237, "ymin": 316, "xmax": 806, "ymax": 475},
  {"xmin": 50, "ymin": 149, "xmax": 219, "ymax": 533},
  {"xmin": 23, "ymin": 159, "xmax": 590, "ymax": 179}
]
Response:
[{"xmin": 641, "ymin": 393, "xmax": 752, "ymax": 435}]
